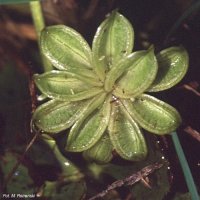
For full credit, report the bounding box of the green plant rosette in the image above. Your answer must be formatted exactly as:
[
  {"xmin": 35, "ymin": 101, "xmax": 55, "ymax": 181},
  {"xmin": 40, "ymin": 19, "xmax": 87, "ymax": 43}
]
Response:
[{"xmin": 32, "ymin": 11, "xmax": 189, "ymax": 163}]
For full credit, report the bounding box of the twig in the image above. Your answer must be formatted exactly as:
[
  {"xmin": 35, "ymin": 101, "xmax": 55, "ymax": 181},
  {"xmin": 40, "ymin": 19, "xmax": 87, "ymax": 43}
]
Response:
[
  {"xmin": 88, "ymin": 162, "xmax": 163, "ymax": 200},
  {"xmin": 29, "ymin": 73, "xmax": 37, "ymax": 112},
  {"xmin": 184, "ymin": 126, "xmax": 200, "ymax": 142},
  {"xmin": 182, "ymin": 84, "xmax": 200, "ymax": 97}
]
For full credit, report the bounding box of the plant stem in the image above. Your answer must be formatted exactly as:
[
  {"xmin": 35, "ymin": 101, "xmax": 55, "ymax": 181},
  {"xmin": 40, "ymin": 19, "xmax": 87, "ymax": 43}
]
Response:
[
  {"xmin": 171, "ymin": 132, "xmax": 199, "ymax": 200},
  {"xmin": 30, "ymin": 1, "xmax": 52, "ymax": 72}
]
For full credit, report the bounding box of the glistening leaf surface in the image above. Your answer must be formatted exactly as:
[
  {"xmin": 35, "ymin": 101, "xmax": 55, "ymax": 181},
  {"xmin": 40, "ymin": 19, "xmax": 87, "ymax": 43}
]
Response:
[
  {"xmin": 66, "ymin": 93, "xmax": 110, "ymax": 152},
  {"xmin": 34, "ymin": 71, "xmax": 103, "ymax": 101},
  {"xmin": 148, "ymin": 46, "xmax": 189, "ymax": 92},
  {"xmin": 123, "ymin": 94, "xmax": 181, "ymax": 134},
  {"xmin": 92, "ymin": 11, "xmax": 134, "ymax": 80},
  {"xmin": 32, "ymin": 99, "xmax": 91, "ymax": 133},
  {"xmin": 83, "ymin": 133, "xmax": 113, "ymax": 164},
  {"xmin": 41, "ymin": 25, "xmax": 92, "ymax": 71},
  {"xmin": 113, "ymin": 48, "xmax": 157, "ymax": 98},
  {"xmin": 108, "ymin": 101, "xmax": 147, "ymax": 161},
  {"xmin": 104, "ymin": 51, "xmax": 146, "ymax": 92}
]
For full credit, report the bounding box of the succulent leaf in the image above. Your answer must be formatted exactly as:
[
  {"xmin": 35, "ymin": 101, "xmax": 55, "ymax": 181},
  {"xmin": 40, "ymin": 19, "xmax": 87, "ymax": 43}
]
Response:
[
  {"xmin": 122, "ymin": 94, "xmax": 181, "ymax": 134},
  {"xmin": 32, "ymin": 98, "xmax": 92, "ymax": 133},
  {"xmin": 104, "ymin": 50, "xmax": 146, "ymax": 92},
  {"xmin": 66, "ymin": 93, "xmax": 110, "ymax": 152},
  {"xmin": 113, "ymin": 47, "xmax": 158, "ymax": 98},
  {"xmin": 83, "ymin": 133, "xmax": 113, "ymax": 164},
  {"xmin": 41, "ymin": 25, "xmax": 92, "ymax": 71},
  {"xmin": 108, "ymin": 100, "xmax": 147, "ymax": 161},
  {"xmin": 148, "ymin": 46, "xmax": 189, "ymax": 92},
  {"xmin": 34, "ymin": 71, "xmax": 103, "ymax": 101},
  {"xmin": 92, "ymin": 10, "xmax": 134, "ymax": 80}
]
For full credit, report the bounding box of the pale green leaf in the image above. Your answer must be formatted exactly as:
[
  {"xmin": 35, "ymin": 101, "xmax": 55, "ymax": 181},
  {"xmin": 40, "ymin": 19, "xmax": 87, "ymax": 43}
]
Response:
[
  {"xmin": 41, "ymin": 25, "xmax": 93, "ymax": 71},
  {"xmin": 83, "ymin": 133, "xmax": 113, "ymax": 164},
  {"xmin": 148, "ymin": 46, "xmax": 189, "ymax": 92},
  {"xmin": 104, "ymin": 50, "xmax": 146, "ymax": 92},
  {"xmin": 32, "ymin": 98, "xmax": 92, "ymax": 133},
  {"xmin": 34, "ymin": 71, "xmax": 103, "ymax": 101},
  {"xmin": 92, "ymin": 11, "xmax": 134, "ymax": 80},
  {"xmin": 108, "ymin": 100, "xmax": 147, "ymax": 161},
  {"xmin": 123, "ymin": 94, "xmax": 181, "ymax": 134},
  {"xmin": 66, "ymin": 93, "xmax": 110, "ymax": 152},
  {"xmin": 113, "ymin": 47, "xmax": 158, "ymax": 98}
]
